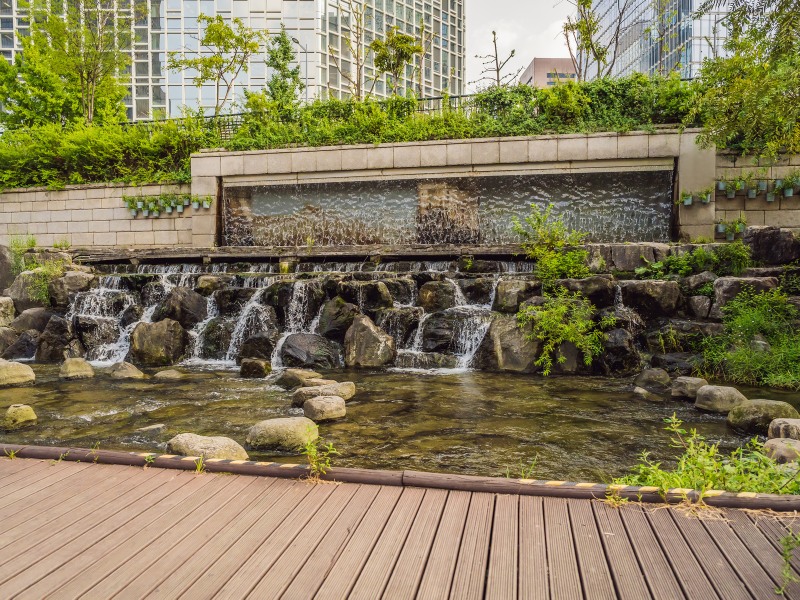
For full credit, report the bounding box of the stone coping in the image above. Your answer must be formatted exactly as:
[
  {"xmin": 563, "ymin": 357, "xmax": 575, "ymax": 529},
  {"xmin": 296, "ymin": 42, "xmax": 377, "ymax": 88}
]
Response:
[{"xmin": 2, "ymin": 444, "xmax": 798, "ymax": 511}]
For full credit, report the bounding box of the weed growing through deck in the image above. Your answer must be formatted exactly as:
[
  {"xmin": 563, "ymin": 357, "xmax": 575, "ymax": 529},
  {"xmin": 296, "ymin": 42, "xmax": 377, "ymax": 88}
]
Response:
[
  {"xmin": 504, "ymin": 456, "xmax": 538, "ymax": 480},
  {"xmin": 778, "ymin": 532, "xmax": 800, "ymax": 595},
  {"xmin": 4, "ymin": 449, "xmax": 18, "ymax": 460},
  {"xmin": 602, "ymin": 488, "xmax": 630, "ymax": 508},
  {"xmin": 50, "ymin": 451, "xmax": 70, "ymax": 465},
  {"xmin": 302, "ymin": 437, "xmax": 339, "ymax": 481},
  {"xmin": 144, "ymin": 454, "xmax": 156, "ymax": 468},
  {"xmin": 194, "ymin": 457, "xmax": 206, "ymax": 474}
]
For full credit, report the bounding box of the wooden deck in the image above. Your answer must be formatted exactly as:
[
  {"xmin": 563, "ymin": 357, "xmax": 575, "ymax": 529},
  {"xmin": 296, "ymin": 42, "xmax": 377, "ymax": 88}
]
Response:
[{"xmin": 1, "ymin": 458, "xmax": 800, "ymax": 599}]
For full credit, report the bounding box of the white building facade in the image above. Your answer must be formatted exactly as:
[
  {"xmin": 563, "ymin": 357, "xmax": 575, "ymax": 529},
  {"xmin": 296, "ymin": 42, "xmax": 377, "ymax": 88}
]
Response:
[{"xmin": 1, "ymin": 0, "xmax": 465, "ymax": 121}]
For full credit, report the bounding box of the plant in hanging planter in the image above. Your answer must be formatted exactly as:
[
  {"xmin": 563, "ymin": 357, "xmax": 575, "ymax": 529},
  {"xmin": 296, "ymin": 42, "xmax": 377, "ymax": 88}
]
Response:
[
  {"xmin": 717, "ymin": 180, "xmax": 727, "ymax": 191},
  {"xmin": 123, "ymin": 196, "xmax": 139, "ymax": 217},
  {"xmin": 678, "ymin": 191, "xmax": 693, "ymax": 206},
  {"xmin": 146, "ymin": 199, "xmax": 159, "ymax": 218},
  {"xmin": 783, "ymin": 171, "xmax": 799, "ymax": 197},
  {"xmin": 716, "ymin": 221, "xmax": 727, "ymax": 233},
  {"xmin": 202, "ymin": 195, "xmax": 213, "ymax": 209},
  {"xmin": 163, "ymin": 194, "xmax": 177, "ymax": 214},
  {"xmin": 733, "ymin": 212, "xmax": 747, "ymax": 234},
  {"xmin": 724, "ymin": 177, "xmax": 741, "ymax": 199},
  {"xmin": 176, "ymin": 201, "xmax": 185, "ymax": 214},
  {"xmin": 191, "ymin": 195, "xmax": 201, "ymax": 209},
  {"xmin": 183, "ymin": 194, "xmax": 191, "ymax": 206},
  {"xmin": 726, "ymin": 229, "xmax": 736, "ymax": 241},
  {"xmin": 741, "ymin": 172, "xmax": 757, "ymax": 198},
  {"xmin": 699, "ymin": 186, "xmax": 714, "ymax": 204},
  {"xmin": 767, "ymin": 190, "xmax": 777, "ymax": 202}
]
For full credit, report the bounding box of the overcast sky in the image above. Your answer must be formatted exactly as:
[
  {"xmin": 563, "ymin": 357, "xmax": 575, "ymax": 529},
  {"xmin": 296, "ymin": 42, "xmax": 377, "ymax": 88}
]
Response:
[{"xmin": 465, "ymin": 1, "xmax": 573, "ymax": 90}]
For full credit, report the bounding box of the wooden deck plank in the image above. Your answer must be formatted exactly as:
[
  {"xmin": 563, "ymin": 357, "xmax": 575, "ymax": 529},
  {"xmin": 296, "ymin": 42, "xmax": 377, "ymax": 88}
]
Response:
[
  {"xmin": 618, "ymin": 504, "xmax": 685, "ymax": 600},
  {"xmin": 382, "ymin": 488, "xmax": 449, "ymax": 599},
  {"xmin": 416, "ymin": 490, "xmax": 471, "ymax": 600},
  {"xmin": 543, "ymin": 497, "xmax": 584, "ymax": 600},
  {"xmin": 747, "ymin": 511, "xmax": 800, "ymax": 573},
  {"xmin": 485, "ymin": 494, "xmax": 519, "ymax": 600},
  {"xmin": 176, "ymin": 481, "xmax": 335, "ymax": 600},
  {"xmin": 0, "ymin": 461, "xmax": 94, "ymax": 510},
  {"xmin": 0, "ymin": 457, "xmax": 47, "ymax": 477},
  {"xmin": 248, "ymin": 484, "xmax": 380, "ymax": 599},
  {"xmin": 126, "ymin": 478, "xmax": 301, "ymax": 599},
  {"xmin": 592, "ymin": 501, "xmax": 651, "ymax": 600},
  {"xmin": 23, "ymin": 474, "xmax": 256, "ymax": 599},
  {"xmin": 310, "ymin": 486, "xmax": 407, "ymax": 600},
  {"xmin": 0, "ymin": 471, "xmax": 209, "ymax": 597},
  {"xmin": 667, "ymin": 509, "xmax": 751, "ymax": 600},
  {"xmin": 567, "ymin": 499, "xmax": 616, "ymax": 600},
  {"xmin": 449, "ymin": 492, "xmax": 495, "ymax": 600},
  {"xmin": 518, "ymin": 496, "xmax": 548, "ymax": 600},
  {"xmin": 346, "ymin": 487, "xmax": 426, "ymax": 600}
]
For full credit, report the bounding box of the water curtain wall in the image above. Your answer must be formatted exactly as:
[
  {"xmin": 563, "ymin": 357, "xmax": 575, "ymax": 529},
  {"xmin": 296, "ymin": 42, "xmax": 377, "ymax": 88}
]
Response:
[{"xmin": 221, "ymin": 171, "xmax": 674, "ymax": 247}]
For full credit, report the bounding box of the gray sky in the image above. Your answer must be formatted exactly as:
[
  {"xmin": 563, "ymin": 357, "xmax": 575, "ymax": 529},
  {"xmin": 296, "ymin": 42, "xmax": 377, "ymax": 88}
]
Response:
[{"xmin": 465, "ymin": 1, "xmax": 572, "ymax": 91}]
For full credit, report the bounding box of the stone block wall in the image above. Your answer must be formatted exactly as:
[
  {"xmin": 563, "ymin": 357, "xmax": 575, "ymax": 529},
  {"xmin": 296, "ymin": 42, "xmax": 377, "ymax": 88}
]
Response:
[{"xmin": 0, "ymin": 182, "xmax": 215, "ymax": 248}]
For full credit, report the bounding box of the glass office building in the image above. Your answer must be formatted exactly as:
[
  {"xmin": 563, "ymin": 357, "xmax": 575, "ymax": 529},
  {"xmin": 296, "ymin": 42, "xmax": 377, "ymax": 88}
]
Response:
[
  {"xmin": 0, "ymin": 0, "xmax": 465, "ymax": 121},
  {"xmin": 589, "ymin": 0, "xmax": 728, "ymax": 80}
]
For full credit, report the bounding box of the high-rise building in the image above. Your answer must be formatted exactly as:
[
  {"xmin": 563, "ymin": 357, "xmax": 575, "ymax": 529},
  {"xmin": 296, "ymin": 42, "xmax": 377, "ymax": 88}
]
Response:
[
  {"xmin": 0, "ymin": 0, "xmax": 465, "ymax": 121},
  {"xmin": 589, "ymin": 0, "xmax": 728, "ymax": 80},
  {"xmin": 519, "ymin": 57, "xmax": 576, "ymax": 88}
]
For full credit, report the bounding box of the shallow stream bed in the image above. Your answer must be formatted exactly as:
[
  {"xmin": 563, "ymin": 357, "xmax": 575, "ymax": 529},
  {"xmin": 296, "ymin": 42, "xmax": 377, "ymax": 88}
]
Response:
[{"xmin": 1, "ymin": 367, "xmax": 792, "ymax": 482}]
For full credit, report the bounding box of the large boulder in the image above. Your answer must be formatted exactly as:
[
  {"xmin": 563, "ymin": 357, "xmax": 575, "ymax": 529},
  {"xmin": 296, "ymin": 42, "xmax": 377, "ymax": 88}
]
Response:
[
  {"xmin": 238, "ymin": 333, "xmax": 278, "ymax": 363},
  {"xmin": 279, "ymin": 333, "xmax": 343, "ymax": 369},
  {"xmin": 4, "ymin": 270, "xmax": 46, "ymax": 313},
  {"xmin": 419, "ymin": 311, "xmax": 458, "ymax": 353},
  {"xmin": 265, "ymin": 279, "xmax": 326, "ymax": 326},
  {"xmin": 619, "ymin": 281, "xmax": 681, "ymax": 317},
  {"xmin": 166, "ymin": 433, "xmax": 249, "ymax": 460},
  {"xmin": 344, "ymin": 315, "xmax": 396, "ymax": 368},
  {"xmin": 695, "ymin": 385, "xmax": 747, "ymax": 413},
  {"xmin": 0, "ymin": 359, "xmax": 35, "ymax": 388},
  {"xmin": 129, "ymin": 319, "xmax": 188, "ymax": 367},
  {"xmin": 195, "ymin": 275, "xmax": 232, "ymax": 296},
  {"xmin": 769, "ymin": 418, "xmax": 800, "ymax": 440},
  {"xmin": 383, "ymin": 278, "xmax": 417, "ymax": 306},
  {"xmin": 153, "ymin": 369, "xmax": 185, "ymax": 380},
  {"xmin": 59, "ymin": 357, "xmax": 95, "ymax": 380},
  {"xmin": 48, "ymin": 271, "xmax": 95, "ymax": 310},
  {"xmin": 0, "ymin": 328, "xmax": 18, "ymax": 355},
  {"xmin": 681, "ymin": 271, "xmax": 718, "ymax": 294},
  {"xmin": 0, "ymin": 245, "xmax": 14, "ymax": 292},
  {"xmin": 743, "ymin": 226, "xmax": 800, "ymax": 265},
  {"xmin": 152, "ymin": 287, "xmax": 208, "ymax": 329},
  {"xmin": 394, "ymin": 352, "xmax": 458, "ymax": 369},
  {"xmin": 240, "ymin": 358, "xmax": 271, "ymax": 378},
  {"xmin": 599, "ymin": 328, "xmax": 641, "ymax": 376},
  {"xmin": 317, "ymin": 297, "xmax": 360, "ymax": 343},
  {"xmin": 198, "ymin": 317, "xmax": 235, "ymax": 359},
  {"xmin": 109, "ymin": 361, "xmax": 146, "ymax": 380},
  {"xmin": 375, "ymin": 307, "xmax": 423, "ymax": 347},
  {"xmin": 671, "ymin": 376, "xmax": 708, "ymax": 400},
  {"xmin": 418, "ymin": 281, "xmax": 459, "ymax": 312},
  {"xmin": 3, "ymin": 404, "xmax": 37, "ymax": 430},
  {"xmin": 35, "ymin": 315, "xmax": 76, "ymax": 363},
  {"xmin": 338, "ymin": 281, "xmax": 393, "ymax": 312},
  {"xmin": 634, "ymin": 368, "xmax": 671, "ymax": 393},
  {"xmin": 492, "ymin": 280, "xmax": 540, "ymax": 313},
  {"xmin": 0, "ymin": 297, "xmax": 14, "ymax": 328},
  {"xmin": 714, "ymin": 277, "xmax": 778, "ymax": 308},
  {"xmin": 1, "ymin": 329, "xmax": 39, "ymax": 360},
  {"xmin": 727, "ymin": 400, "xmax": 800, "ymax": 435},
  {"xmin": 555, "ymin": 276, "xmax": 615, "ymax": 307},
  {"xmin": 274, "ymin": 368, "xmax": 322, "ymax": 389},
  {"xmin": 10, "ymin": 307, "xmax": 54, "ymax": 333},
  {"xmin": 214, "ymin": 288, "xmax": 258, "ymax": 317},
  {"xmin": 74, "ymin": 316, "xmax": 119, "ymax": 351},
  {"xmin": 291, "ymin": 382, "xmax": 356, "ymax": 407},
  {"xmin": 473, "ymin": 314, "xmax": 539, "ymax": 373},
  {"xmin": 651, "ymin": 352, "xmax": 698, "ymax": 375},
  {"xmin": 303, "ymin": 396, "xmax": 346, "ymax": 422},
  {"xmin": 687, "ymin": 296, "xmax": 712, "ymax": 319},
  {"xmin": 764, "ymin": 438, "xmax": 800, "ymax": 464},
  {"xmin": 246, "ymin": 417, "xmax": 319, "ymax": 451},
  {"xmin": 457, "ymin": 278, "xmax": 496, "ymax": 306}
]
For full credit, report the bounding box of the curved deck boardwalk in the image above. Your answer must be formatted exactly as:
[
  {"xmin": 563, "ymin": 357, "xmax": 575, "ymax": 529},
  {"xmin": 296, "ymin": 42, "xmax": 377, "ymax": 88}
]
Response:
[{"xmin": 1, "ymin": 457, "xmax": 799, "ymax": 599}]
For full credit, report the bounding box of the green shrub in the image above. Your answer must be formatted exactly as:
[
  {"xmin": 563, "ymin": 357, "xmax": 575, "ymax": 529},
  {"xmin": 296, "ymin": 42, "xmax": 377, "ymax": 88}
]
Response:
[
  {"xmin": 617, "ymin": 415, "xmax": 800, "ymax": 495},
  {"xmin": 636, "ymin": 241, "xmax": 751, "ymax": 279},
  {"xmin": 9, "ymin": 234, "xmax": 37, "ymax": 275}
]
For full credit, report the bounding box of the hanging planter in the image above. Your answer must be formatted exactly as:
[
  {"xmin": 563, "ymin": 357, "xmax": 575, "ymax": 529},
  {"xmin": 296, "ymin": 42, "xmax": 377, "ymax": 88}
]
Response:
[
  {"xmin": 136, "ymin": 200, "xmax": 144, "ymax": 210},
  {"xmin": 165, "ymin": 205, "xmax": 173, "ymax": 214},
  {"xmin": 758, "ymin": 180, "xmax": 768, "ymax": 192},
  {"xmin": 767, "ymin": 192, "xmax": 776, "ymax": 202},
  {"xmin": 176, "ymin": 203, "xmax": 184, "ymax": 214},
  {"xmin": 726, "ymin": 230, "xmax": 735, "ymax": 241},
  {"xmin": 736, "ymin": 222, "xmax": 746, "ymax": 233},
  {"xmin": 726, "ymin": 187, "xmax": 737, "ymax": 199},
  {"xmin": 776, "ymin": 178, "xmax": 784, "ymax": 189},
  {"xmin": 152, "ymin": 210, "xmax": 160, "ymax": 218},
  {"xmin": 716, "ymin": 223, "xmax": 727, "ymax": 233},
  {"xmin": 183, "ymin": 196, "xmax": 191, "ymax": 206},
  {"xmin": 142, "ymin": 209, "xmax": 150, "ymax": 217},
  {"xmin": 129, "ymin": 208, "xmax": 138, "ymax": 217},
  {"xmin": 682, "ymin": 193, "xmax": 693, "ymax": 206},
  {"xmin": 747, "ymin": 187, "xmax": 757, "ymax": 199},
  {"xmin": 202, "ymin": 197, "xmax": 213, "ymax": 209},
  {"xmin": 717, "ymin": 181, "xmax": 727, "ymax": 191},
  {"xmin": 702, "ymin": 193, "xmax": 712, "ymax": 204},
  {"xmin": 785, "ymin": 186, "xmax": 795, "ymax": 198},
  {"xmin": 191, "ymin": 199, "xmax": 200, "ymax": 210}
]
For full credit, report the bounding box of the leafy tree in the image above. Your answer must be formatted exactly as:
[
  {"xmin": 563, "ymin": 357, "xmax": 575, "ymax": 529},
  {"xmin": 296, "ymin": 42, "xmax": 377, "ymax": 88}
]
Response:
[
  {"xmin": 329, "ymin": 0, "xmax": 373, "ymax": 99},
  {"xmin": 369, "ymin": 26, "xmax": 422, "ymax": 96},
  {"xmin": 265, "ymin": 26, "xmax": 304, "ymax": 113},
  {"xmin": 411, "ymin": 19, "xmax": 435, "ymax": 96},
  {"xmin": 472, "ymin": 31, "xmax": 521, "ymax": 88},
  {"xmin": 168, "ymin": 14, "xmax": 269, "ymax": 117}
]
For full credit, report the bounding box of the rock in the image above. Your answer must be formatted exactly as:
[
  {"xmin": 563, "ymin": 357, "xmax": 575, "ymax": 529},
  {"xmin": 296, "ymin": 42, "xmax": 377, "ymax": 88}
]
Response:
[
  {"xmin": 764, "ymin": 438, "xmax": 800, "ymax": 464},
  {"xmin": 246, "ymin": 417, "xmax": 319, "ymax": 451},
  {"xmin": 10, "ymin": 307, "xmax": 54, "ymax": 333},
  {"xmin": 5, "ymin": 271, "xmax": 45, "ymax": 313},
  {"xmin": 643, "ymin": 320, "xmax": 723, "ymax": 354},
  {"xmin": 240, "ymin": 358, "xmax": 271, "ymax": 378},
  {"xmin": 338, "ymin": 281, "xmax": 393, "ymax": 312},
  {"xmin": 1, "ymin": 329, "xmax": 39, "ymax": 360},
  {"xmin": 317, "ymin": 297, "xmax": 360, "ymax": 343},
  {"xmin": 3, "ymin": 404, "xmax": 37, "ymax": 430},
  {"xmin": 195, "ymin": 275, "xmax": 232, "ymax": 296},
  {"xmin": 153, "ymin": 369, "xmax": 185, "ymax": 380},
  {"xmin": 238, "ymin": 333, "xmax": 278, "ymax": 363},
  {"xmin": 634, "ymin": 368, "xmax": 671, "ymax": 392},
  {"xmin": 120, "ymin": 304, "xmax": 144, "ymax": 329},
  {"xmin": 611, "ymin": 244, "xmax": 660, "ymax": 272},
  {"xmin": 769, "ymin": 418, "xmax": 800, "ymax": 441},
  {"xmin": 129, "ymin": 319, "xmax": 188, "ymax": 366},
  {"xmin": 0, "ymin": 328, "xmax": 18, "ymax": 355},
  {"xmin": 303, "ymin": 396, "xmax": 346, "ymax": 422},
  {"xmin": 59, "ymin": 357, "xmax": 94, "ymax": 380},
  {"xmin": 375, "ymin": 307, "xmax": 423, "ymax": 347},
  {"xmin": 291, "ymin": 382, "xmax": 357, "ymax": 407},
  {"xmin": 743, "ymin": 226, "xmax": 800, "ymax": 265},
  {"xmin": 394, "ymin": 352, "xmax": 458, "ymax": 369},
  {"xmin": 383, "ymin": 278, "xmax": 417, "ymax": 306},
  {"xmin": 555, "ymin": 276, "xmax": 615, "ymax": 307},
  {"xmin": 304, "ymin": 378, "xmax": 338, "ymax": 386},
  {"xmin": 599, "ymin": 328, "xmax": 641, "ymax": 376},
  {"xmin": 418, "ymin": 280, "xmax": 458, "ymax": 312},
  {"xmin": 199, "ymin": 317, "xmax": 235, "ymax": 359},
  {"xmin": 492, "ymin": 280, "xmax": 540, "ymax": 313},
  {"xmin": 457, "ymin": 278, "xmax": 496, "ymax": 305},
  {"xmin": 688, "ymin": 296, "xmax": 711, "ymax": 319},
  {"xmin": 619, "ymin": 281, "xmax": 681, "ymax": 317},
  {"xmin": 74, "ymin": 316, "xmax": 119, "ymax": 351},
  {"xmin": 109, "ymin": 361, "xmax": 146, "ymax": 380},
  {"xmin": 0, "ymin": 297, "xmax": 14, "ymax": 328},
  {"xmin": 214, "ymin": 288, "xmax": 258, "ymax": 317},
  {"xmin": 0, "ymin": 245, "xmax": 14, "ymax": 292},
  {"xmin": 681, "ymin": 271, "xmax": 718, "ymax": 293},
  {"xmin": 672, "ymin": 376, "xmax": 708, "ymax": 400},
  {"xmin": 344, "ymin": 315, "xmax": 396, "ymax": 368},
  {"xmin": 35, "ymin": 315, "xmax": 74, "ymax": 363},
  {"xmin": 166, "ymin": 433, "xmax": 249, "ymax": 460},
  {"xmin": 265, "ymin": 279, "xmax": 326, "ymax": 325},
  {"xmin": 135, "ymin": 424, "xmax": 166, "ymax": 435},
  {"xmin": 152, "ymin": 287, "xmax": 208, "ymax": 329},
  {"xmin": 48, "ymin": 271, "xmax": 95, "ymax": 310},
  {"xmin": 633, "ymin": 386, "xmax": 662, "ymax": 402},
  {"xmin": 695, "ymin": 385, "xmax": 748, "ymax": 413},
  {"xmin": 473, "ymin": 314, "xmax": 539, "ymax": 373},
  {"xmin": 714, "ymin": 277, "xmax": 778, "ymax": 308},
  {"xmin": 420, "ymin": 311, "xmax": 458, "ymax": 353},
  {"xmin": 727, "ymin": 400, "xmax": 800, "ymax": 435},
  {"xmin": 0, "ymin": 359, "xmax": 35, "ymax": 387},
  {"xmin": 274, "ymin": 368, "xmax": 323, "ymax": 389},
  {"xmin": 651, "ymin": 352, "xmax": 698, "ymax": 375},
  {"xmin": 279, "ymin": 333, "xmax": 343, "ymax": 370},
  {"xmin": 750, "ymin": 336, "xmax": 771, "ymax": 353}
]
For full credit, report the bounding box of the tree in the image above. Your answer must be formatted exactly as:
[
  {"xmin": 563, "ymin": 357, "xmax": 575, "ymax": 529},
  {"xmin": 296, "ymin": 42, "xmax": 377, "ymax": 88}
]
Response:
[
  {"xmin": 471, "ymin": 31, "xmax": 521, "ymax": 88},
  {"xmin": 329, "ymin": 0, "xmax": 372, "ymax": 99},
  {"xmin": 168, "ymin": 14, "xmax": 268, "ymax": 117},
  {"xmin": 265, "ymin": 25, "xmax": 304, "ymax": 109},
  {"xmin": 411, "ymin": 19, "xmax": 435, "ymax": 96},
  {"xmin": 647, "ymin": 0, "xmax": 678, "ymax": 76},
  {"xmin": 370, "ymin": 26, "xmax": 422, "ymax": 96}
]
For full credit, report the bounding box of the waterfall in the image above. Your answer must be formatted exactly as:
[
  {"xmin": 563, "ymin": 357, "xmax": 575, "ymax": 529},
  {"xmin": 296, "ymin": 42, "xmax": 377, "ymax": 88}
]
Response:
[
  {"xmin": 269, "ymin": 280, "xmax": 323, "ymax": 369},
  {"xmin": 452, "ymin": 307, "xmax": 492, "ymax": 369},
  {"xmin": 186, "ymin": 295, "xmax": 219, "ymax": 363},
  {"xmin": 613, "ymin": 284, "xmax": 644, "ymax": 335},
  {"xmin": 224, "ymin": 286, "xmax": 275, "ymax": 362}
]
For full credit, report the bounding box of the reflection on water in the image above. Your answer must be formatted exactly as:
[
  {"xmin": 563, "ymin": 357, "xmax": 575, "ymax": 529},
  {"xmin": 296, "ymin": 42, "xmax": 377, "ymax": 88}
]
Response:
[{"xmin": 0, "ymin": 366, "xmax": 781, "ymax": 482}]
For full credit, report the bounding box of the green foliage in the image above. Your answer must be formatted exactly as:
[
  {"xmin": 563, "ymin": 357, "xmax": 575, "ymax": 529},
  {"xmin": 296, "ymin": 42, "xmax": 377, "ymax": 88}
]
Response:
[
  {"xmin": 302, "ymin": 437, "xmax": 339, "ymax": 480},
  {"xmin": 635, "ymin": 241, "xmax": 751, "ymax": 279},
  {"xmin": 701, "ymin": 288, "xmax": 800, "ymax": 389},
  {"xmin": 617, "ymin": 415, "xmax": 800, "ymax": 495},
  {"xmin": 370, "ymin": 26, "xmax": 422, "ymax": 95},
  {"xmin": 9, "ymin": 235, "xmax": 37, "ymax": 276},
  {"xmin": 779, "ymin": 532, "xmax": 800, "ymax": 595},
  {"xmin": 694, "ymin": 282, "xmax": 715, "ymax": 297},
  {"xmin": 8, "ymin": 234, "xmax": 67, "ymax": 305},
  {"xmin": 517, "ymin": 287, "xmax": 616, "ymax": 376}
]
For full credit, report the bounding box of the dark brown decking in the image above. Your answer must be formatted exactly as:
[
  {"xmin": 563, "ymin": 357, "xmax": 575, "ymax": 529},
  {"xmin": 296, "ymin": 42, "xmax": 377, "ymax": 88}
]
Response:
[{"xmin": 1, "ymin": 458, "xmax": 800, "ymax": 599}]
